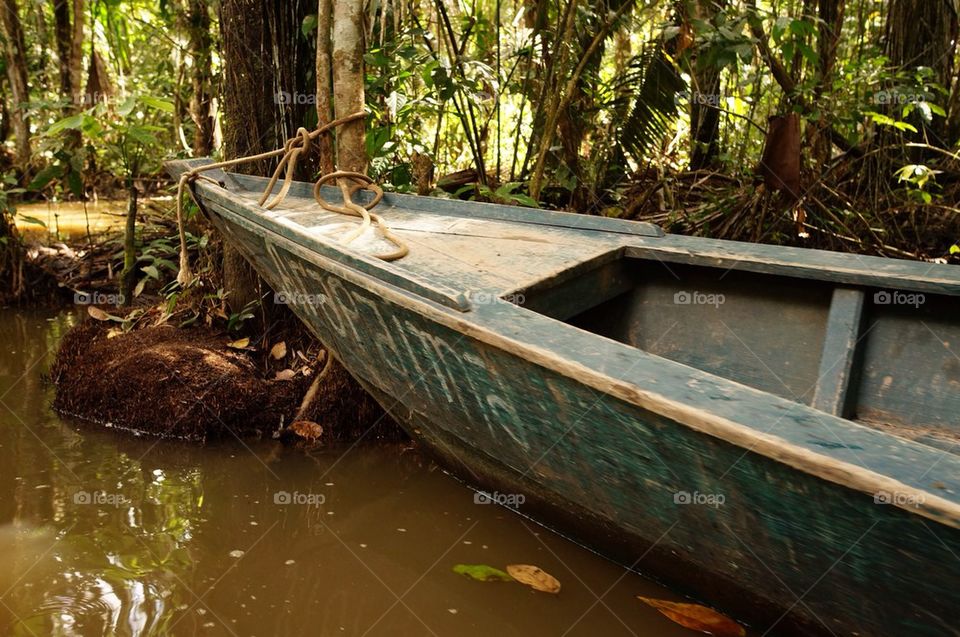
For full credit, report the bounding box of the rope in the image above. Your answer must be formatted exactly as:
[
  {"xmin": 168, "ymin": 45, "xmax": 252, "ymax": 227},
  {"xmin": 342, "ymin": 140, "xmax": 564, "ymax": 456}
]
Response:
[{"xmin": 175, "ymin": 111, "xmax": 408, "ymax": 285}]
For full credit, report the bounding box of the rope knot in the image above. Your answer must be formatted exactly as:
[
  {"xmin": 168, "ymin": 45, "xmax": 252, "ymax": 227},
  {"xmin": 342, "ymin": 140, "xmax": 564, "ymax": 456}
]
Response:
[{"xmin": 174, "ymin": 110, "xmax": 407, "ymax": 287}]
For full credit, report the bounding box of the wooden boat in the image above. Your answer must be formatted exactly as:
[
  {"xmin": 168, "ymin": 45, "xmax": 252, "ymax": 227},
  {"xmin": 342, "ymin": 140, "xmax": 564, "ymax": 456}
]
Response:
[{"xmin": 168, "ymin": 159, "xmax": 960, "ymax": 637}]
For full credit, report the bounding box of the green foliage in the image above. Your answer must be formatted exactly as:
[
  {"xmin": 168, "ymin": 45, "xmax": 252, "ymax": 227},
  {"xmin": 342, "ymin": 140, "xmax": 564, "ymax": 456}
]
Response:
[
  {"xmin": 41, "ymin": 95, "xmax": 173, "ymax": 183},
  {"xmin": 0, "ymin": 0, "xmax": 956, "ymax": 263},
  {"xmin": 617, "ymin": 47, "xmax": 686, "ymax": 165}
]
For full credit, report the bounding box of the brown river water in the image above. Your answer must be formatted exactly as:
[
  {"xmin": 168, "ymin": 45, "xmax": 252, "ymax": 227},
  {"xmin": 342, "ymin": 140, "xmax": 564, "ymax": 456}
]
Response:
[
  {"xmin": 0, "ymin": 308, "xmax": 749, "ymax": 636},
  {"xmin": 14, "ymin": 201, "xmax": 128, "ymax": 239}
]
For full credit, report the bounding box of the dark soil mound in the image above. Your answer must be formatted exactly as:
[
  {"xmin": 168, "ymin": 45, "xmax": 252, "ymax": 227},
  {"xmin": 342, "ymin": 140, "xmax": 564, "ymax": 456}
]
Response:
[{"xmin": 50, "ymin": 321, "xmax": 403, "ymax": 443}]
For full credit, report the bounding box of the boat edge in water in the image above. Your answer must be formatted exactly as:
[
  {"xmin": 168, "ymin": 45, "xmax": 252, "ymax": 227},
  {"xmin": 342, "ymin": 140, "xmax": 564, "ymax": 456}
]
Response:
[{"xmin": 168, "ymin": 159, "xmax": 960, "ymax": 637}]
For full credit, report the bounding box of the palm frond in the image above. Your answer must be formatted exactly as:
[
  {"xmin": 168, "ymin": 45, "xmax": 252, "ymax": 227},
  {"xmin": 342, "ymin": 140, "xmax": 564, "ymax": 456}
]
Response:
[{"xmin": 616, "ymin": 45, "xmax": 686, "ymax": 165}]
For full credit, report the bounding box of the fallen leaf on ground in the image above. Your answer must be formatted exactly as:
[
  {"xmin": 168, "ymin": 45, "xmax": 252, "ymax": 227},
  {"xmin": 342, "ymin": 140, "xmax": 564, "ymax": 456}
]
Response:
[
  {"xmin": 227, "ymin": 337, "xmax": 250, "ymax": 349},
  {"xmin": 506, "ymin": 564, "xmax": 560, "ymax": 593},
  {"xmin": 289, "ymin": 420, "xmax": 323, "ymax": 442},
  {"xmin": 87, "ymin": 306, "xmax": 111, "ymax": 321},
  {"xmin": 274, "ymin": 369, "xmax": 296, "ymax": 381},
  {"xmin": 637, "ymin": 597, "xmax": 745, "ymax": 636},
  {"xmin": 453, "ymin": 564, "xmax": 514, "ymax": 582},
  {"xmin": 270, "ymin": 341, "xmax": 287, "ymax": 359}
]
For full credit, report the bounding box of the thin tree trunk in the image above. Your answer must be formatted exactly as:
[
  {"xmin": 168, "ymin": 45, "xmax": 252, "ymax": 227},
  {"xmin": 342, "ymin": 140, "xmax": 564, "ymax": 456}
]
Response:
[
  {"xmin": 0, "ymin": 0, "xmax": 32, "ymax": 169},
  {"xmin": 53, "ymin": 0, "xmax": 72, "ymax": 99},
  {"xmin": 316, "ymin": 0, "xmax": 334, "ymax": 173},
  {"xmin": 31, "ymin": 1, "xmax": 49, "ymax": 87},
  {"xmin": 186, "ymin": 0, "xmax": 214, "ymax": 155},
  {"xmin": 332, "ymin": 0, "xmax": 366, "ymax": 173},
  {"xmin": 687, "ymin": 0, "xmax": 727, "ymax": 170},
  {"xmin": 809, "ymin": 0, "xmax": 844, "ymax": 163},
  {"xmin": 69, "ymin": 0, "xmax": 83, "ymax": 100},
  {"xmin": 52, "ymin": 0, "xmax": 83, "ymax": 107},
  {"xmin": 0, "ymin": 78, "xmax": 9, "ymax": 142},
  {"xmin": 0, "ymin": 209, "xmax": 24, "ymax": 303},
  {"xmin": 118, "ymin": 181, "xmax": 137, "ymax": 307}
]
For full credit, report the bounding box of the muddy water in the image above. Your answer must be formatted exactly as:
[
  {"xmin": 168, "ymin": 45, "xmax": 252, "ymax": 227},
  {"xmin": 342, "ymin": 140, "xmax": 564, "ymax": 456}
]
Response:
[
  {"xmin": 0, "ymin": 308, "xmax": 731, "ymax": 637},
  {"xmin": 14, "ymin": 200, "xmax": 129, "ymax": 238}
]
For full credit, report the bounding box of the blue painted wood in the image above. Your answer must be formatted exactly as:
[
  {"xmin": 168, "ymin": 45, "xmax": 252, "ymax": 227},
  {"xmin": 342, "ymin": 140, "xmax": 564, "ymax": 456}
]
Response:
[
  {"xmin": 812, "ymin": 288, "xmax": 866, "ymax": 416},
  {"xmin": 855, "ymin": 294, "xmax": 960, "ymax": 431},
  {"xmin": 167, "ymin": 159, "xmax": 960, "ymax": 637}
]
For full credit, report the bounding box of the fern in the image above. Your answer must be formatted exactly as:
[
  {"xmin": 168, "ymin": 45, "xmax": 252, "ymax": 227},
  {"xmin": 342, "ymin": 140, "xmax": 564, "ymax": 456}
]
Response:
[{"xmin": 615, "ymin": 45, "xmax": 687, "ymax": 165}]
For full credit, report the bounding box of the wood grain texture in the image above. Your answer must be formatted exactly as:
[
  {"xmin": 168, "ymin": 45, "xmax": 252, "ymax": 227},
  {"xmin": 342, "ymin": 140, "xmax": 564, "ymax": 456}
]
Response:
[{"xmin": 812, "ymin": 288, "xmax": 865, "ymax": 416}]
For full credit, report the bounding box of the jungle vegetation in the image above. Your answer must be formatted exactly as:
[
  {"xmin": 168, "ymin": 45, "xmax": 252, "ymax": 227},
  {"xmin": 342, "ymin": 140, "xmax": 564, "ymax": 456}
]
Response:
[{"xmin": 0, "ymin": 0, "xmax": 958, "ymax": 304}]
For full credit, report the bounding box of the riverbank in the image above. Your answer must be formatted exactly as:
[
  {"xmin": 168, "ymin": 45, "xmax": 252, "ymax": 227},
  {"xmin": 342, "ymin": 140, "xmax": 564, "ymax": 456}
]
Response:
[{"xmin": 50, "ymin": 318, "xmax": 403, "ymax": 443}]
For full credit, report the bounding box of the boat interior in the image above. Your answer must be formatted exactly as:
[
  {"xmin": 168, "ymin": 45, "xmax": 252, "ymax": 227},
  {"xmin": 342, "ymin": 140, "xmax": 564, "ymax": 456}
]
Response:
[{"xmin": 512, "ymin": 250, "xmax": 960, "ymax": 453}]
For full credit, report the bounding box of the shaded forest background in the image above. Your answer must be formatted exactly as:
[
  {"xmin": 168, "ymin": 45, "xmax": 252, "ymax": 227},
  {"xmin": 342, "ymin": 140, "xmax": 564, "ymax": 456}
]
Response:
[{"xmin": 0, "ymin": 0, "xmax": 959, "ymax": 305}]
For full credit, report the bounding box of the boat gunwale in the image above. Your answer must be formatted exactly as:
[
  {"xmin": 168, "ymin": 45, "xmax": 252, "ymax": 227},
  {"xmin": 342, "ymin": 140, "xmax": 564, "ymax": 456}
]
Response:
[
  {"xmin": 627, "ymin": 242, "xmax": 960, "ymax": 295},
  {"xmin": 222, "ymin": 169, "xmax": 666, "ymax": 239},
  {"xmin": 200, "ymin": 161, "xmax": 960, "ymax": 296},
  {"xmin": 175, "ymin": 162, "xmax": 960, "ymax": 529}
]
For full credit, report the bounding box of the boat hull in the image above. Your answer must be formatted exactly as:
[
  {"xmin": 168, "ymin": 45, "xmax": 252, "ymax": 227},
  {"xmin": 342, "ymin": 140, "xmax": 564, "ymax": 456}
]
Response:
[{"xmin": 201, "ymin": 202, "xmax": 960, "ymax": 637}]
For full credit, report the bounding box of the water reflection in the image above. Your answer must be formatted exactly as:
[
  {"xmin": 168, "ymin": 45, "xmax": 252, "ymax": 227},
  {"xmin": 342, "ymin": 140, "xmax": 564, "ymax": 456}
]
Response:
[{"xmin": 0, "ymin": 309, "xmax": 715, "ymax": 637}]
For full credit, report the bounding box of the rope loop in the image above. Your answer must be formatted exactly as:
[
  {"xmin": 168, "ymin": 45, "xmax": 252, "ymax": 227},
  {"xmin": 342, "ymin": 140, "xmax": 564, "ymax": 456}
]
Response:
[
  {"xmin": 313, "ymin": 171, "xmax": 383, "ymax": 214},
  {"xmin": 175, "ymin": 111, "xmax": 408, "ymax": 285}
]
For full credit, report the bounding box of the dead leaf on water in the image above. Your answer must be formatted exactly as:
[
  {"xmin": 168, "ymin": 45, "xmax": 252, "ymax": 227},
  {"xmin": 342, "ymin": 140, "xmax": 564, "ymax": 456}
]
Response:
[
  {"xmin": 452, "ymin": 564, "xmax": 514, "ymax": 582},
  {"xmin": 274, "ymin": 369, "xmax": 296, "ymax": 381},
  {"xmin": 87, "ymin": 306, "xmax": 111, "ymax": 321},
  {"xmin": 227, "ymin": 337, "xmax": 250, "ymax": 349},
  {"xmin": 637, "ymin": 597, "xmax": 745, "ymax": 636},
  {"xmin": 289, "ymin": 420, "xmax": 323, "ymax": 442},
  {"xmin": 505, "ymin": 564, "xmax": 560, "ymax": 593},
  {"xmin": 270, "ymin": 341, "xmax": 287, "ymax": 359}
]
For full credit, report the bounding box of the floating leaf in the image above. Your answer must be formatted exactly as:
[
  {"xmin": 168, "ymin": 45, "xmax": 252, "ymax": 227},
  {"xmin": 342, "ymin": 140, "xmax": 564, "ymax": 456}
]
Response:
[
  {"xmin": 270, "ymin": 341, "xmax": 287, "ymax": 360},
  {"xmin": 87, "ymin": 306, "xmax": 111, "ymax": 321},
  {"xmin": 274, "ymin": 369, "xmax": 296, "ymax": 381},
  {"xmin": 637, "ymin": 597, "xmax": 745, "ymax": 636},
  {"xmin": 227, "ymin": 337, "xmax": 250, "ymax": 349},
  {"xmin": 506, "ymin": 564, "xmax": 560, "ymax": 593},
  {"xmin": 453, "ymin": 564, "xmax": 514, "ymax": 582},
  {"xmin": 289, "ymin": 420, "xmax": 323, "ymax": 442}
]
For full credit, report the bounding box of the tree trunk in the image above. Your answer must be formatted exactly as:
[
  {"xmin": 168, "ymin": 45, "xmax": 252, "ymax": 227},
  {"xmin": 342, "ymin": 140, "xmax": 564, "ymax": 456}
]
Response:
[
  {"xmin": 332, "ymin": 0, "xmax": 366, "ymax": 173},
  {"xmin": 0, "ymin": 78, "xmax": 10, "ymax": 142},
  {"xmin": 30, "ymin": 1, "xmax": 50, "ymax": 87},
  {"xmin": 0, "ymin": 210, "xmax": 24, "ymax": 303},
  {"xmin": 0, "ymin": 0, "xmax": 32, "ymax": 169},
  {"xmin": 687, "ymin": 0, "xmax": 727, "ymax": 170},
  {"xmin": 220, "ymin": 0, "xmax": 317, "ymax": 176},
  {"xmin": 52, "ymin": 0, "xmax": 83, "ymax": 108},
  {"xmin": 186, "ymin": 0, "xmax": 214, "ymax": 156},
  {"xmin": 53, "ymin": 0, "xmax": 72, "ymax": 98},
  {"xmin": 885, "ymin": 0, "xmax": 957, "ymax": 147},
  {"xmin": 69, "ymin": 0, "xmax": 83, "ymax": 99},
  {"xmin": 315, "ymin": 0, "xmax": 334, "ymax": 174},
  {"xmin": 118, "ymin": 182, "xmax": 137, "ymax": 307},
  {"xmin": 219, "ymin": 0, "xmax": 316, "ymax": 313},
  {"xmin": 808, "ymin": 0, "xmax": 845, "ymax": 164}
]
